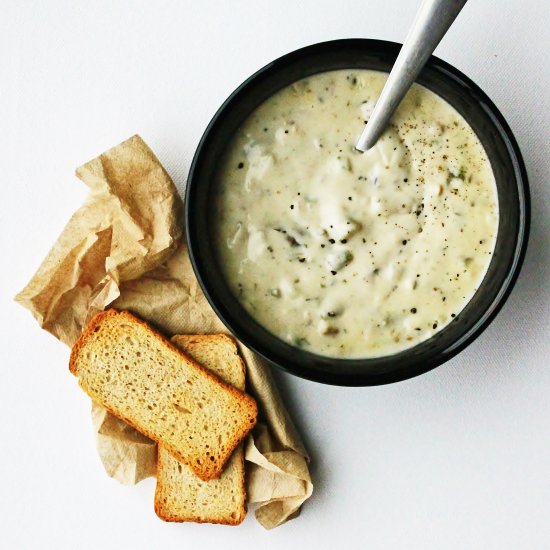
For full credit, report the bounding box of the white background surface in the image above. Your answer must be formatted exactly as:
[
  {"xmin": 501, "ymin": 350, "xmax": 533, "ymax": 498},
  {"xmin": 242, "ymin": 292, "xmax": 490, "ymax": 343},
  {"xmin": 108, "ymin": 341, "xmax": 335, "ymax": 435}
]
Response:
[{"xmin": 2, "ymin": 1, "xmax": 549, "ymax": 548}]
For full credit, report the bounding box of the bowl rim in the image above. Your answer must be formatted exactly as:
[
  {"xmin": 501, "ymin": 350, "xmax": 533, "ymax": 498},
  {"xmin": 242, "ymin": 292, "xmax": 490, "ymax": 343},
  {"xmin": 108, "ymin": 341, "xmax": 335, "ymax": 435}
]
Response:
[{"xmin": 185, "ymin": 38, "xmax": 530, "ymax": 386}]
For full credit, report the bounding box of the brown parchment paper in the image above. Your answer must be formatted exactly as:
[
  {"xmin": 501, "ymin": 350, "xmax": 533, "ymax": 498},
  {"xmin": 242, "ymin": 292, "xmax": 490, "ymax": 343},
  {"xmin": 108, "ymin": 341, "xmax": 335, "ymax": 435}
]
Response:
[{"xmin": 15, "ymin": 135, "xmax": 312, "ymax": 529}]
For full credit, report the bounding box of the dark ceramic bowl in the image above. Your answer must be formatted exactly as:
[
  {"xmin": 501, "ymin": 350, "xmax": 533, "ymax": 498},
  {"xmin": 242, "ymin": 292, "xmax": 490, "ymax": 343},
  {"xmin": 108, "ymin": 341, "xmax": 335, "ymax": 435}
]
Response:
[{"xmin": 185, "ymin": 39, "xmax": 529, "ymax": 386}]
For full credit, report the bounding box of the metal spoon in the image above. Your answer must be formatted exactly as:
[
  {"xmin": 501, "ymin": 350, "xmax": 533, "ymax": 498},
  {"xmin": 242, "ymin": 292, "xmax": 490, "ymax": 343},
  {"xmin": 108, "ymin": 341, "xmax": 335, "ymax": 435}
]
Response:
[{"xmin": 356, "ymin": 0, "xmax": 468, "ymax": 152}]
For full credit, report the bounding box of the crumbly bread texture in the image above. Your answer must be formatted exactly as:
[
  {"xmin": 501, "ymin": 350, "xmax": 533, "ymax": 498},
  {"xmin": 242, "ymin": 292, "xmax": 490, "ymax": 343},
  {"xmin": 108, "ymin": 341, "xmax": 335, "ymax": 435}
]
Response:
[
  {"xmin": 155, "ymin": 334, "xmax": 247, "ymax": 525},
  {"xmin": 69, "ymin": 310, "xmax": 257, "ymax": 481}
]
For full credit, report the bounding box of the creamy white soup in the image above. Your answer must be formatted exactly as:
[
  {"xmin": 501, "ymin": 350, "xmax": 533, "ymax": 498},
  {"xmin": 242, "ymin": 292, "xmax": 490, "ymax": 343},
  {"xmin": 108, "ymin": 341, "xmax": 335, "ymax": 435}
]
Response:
[{"xmin": 214, "ymin": 70, "xmax": 498, "ymax": 358}]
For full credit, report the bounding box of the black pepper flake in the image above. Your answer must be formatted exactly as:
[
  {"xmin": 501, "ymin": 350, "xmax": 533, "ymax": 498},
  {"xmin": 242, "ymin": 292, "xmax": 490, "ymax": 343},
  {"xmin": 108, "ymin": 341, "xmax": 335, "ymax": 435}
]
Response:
[
  {"xmin": 331, "ymin": 270, "xmax": 337, "ymax": 275},
  {"xmin": 433, "ymin": 323, "xmax": 438, "ymax": 329},
  {"xmin": 451, "ymin": 313, "xmax": 456, "ymax": 318},
  {"xmin": 348, "ymin": 196, "xmax": 352, "ymax": 201},
  {"xmin": 290, "ymin": 204, "xmax": 294, "ymax": 210},
  {"xmin": 340, "ymin": 239, "xmax": 348, "ymax": 244},
  {"xmin": 328, "ymin": 238, "xmax": 335, "ymax": 244},
  {"xmin": 237, "ymin": 162, "xmax": 244, "ymax": 169},
  {"xmin": 402, "ymin": 240, "xmax": 407, "ymax": 245},
  {"xmin": 286, "ymin": 235, "xmax": 299, "ymax": 247},
  {"xmin": 411, "ymin": 308, "xmax": 417, "ymax": 314},
  {"xmin": 299, "ymin": 258, "xmax": 306, "ymax": 263},
  {"xmin": 362, "ymin": 238, "xmax": 366, "ymax": 243},
  {"xmin": 321, "ymin": 244, "xmax": 325, "ymax": 248}
]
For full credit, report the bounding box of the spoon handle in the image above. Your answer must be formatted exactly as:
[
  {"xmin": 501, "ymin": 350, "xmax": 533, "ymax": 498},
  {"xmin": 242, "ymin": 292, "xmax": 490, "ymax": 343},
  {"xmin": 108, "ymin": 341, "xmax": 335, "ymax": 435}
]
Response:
[{"xmin": 356, "ymin": 0, "xmax": 468, "ymax": 152}]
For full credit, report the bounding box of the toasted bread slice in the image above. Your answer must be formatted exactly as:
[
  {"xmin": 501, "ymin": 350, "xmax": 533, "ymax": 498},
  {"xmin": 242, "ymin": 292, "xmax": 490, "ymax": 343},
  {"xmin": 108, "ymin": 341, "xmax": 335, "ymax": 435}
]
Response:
[
  {"xmin": 69, "ymin": 310, "xmax": 257, "ymax": 481},
  {"xmin": 155, "ymin": 334, "xmax": 246, "ymax": 525}
]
